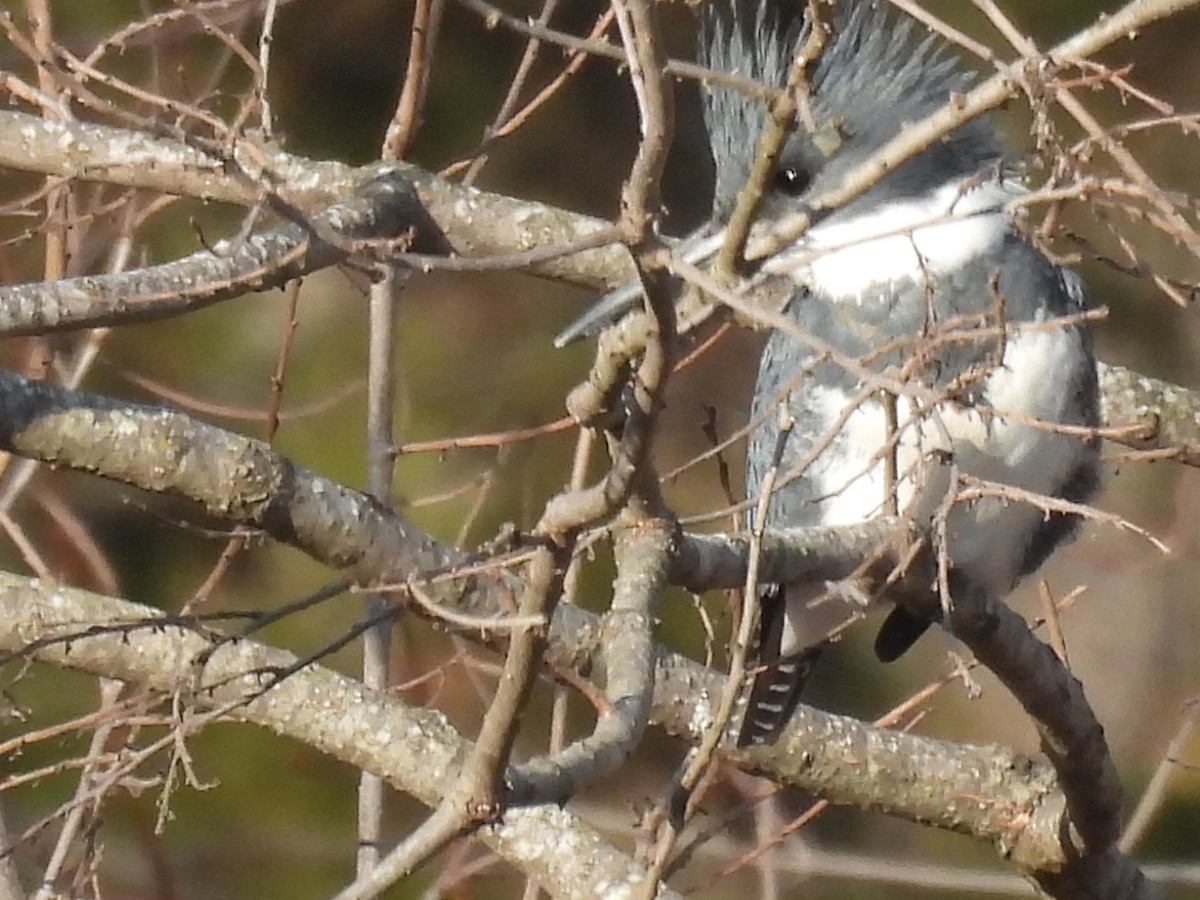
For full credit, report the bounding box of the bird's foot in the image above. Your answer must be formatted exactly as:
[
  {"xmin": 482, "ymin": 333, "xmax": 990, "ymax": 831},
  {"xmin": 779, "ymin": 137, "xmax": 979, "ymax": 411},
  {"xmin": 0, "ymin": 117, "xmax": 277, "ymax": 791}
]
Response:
[{"xmin": 823, "ymin": 578, "xmax": 874, "ymax": 610}]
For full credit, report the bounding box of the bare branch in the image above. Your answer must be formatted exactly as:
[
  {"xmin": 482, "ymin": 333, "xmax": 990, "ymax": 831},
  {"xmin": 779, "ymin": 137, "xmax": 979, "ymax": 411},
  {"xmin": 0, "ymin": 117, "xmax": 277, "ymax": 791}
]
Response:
[
  {"xmin": 0, "ymin": 2, "xmax": 1197, "ymax": 893},
  {"xmin": 509, "ymin": 514, "xmax": 670, "ymax": 804},
  {"xmin": 947, "ymin": 591, "xmax": 1144, "ymax": 899},
  {"xmin": 0, "ymin": 365, "xmax": 1128, "ymax": 886},
  {"xmin": 0, "ymin": 109, "xmax": 634, "ymax": 290},
  {"xmin": 0, "ymin": 169, "xmax": 448, "ymax": 336},
  {"xmin": 1099, "ymin": 362, "xmax": 1200, "ymax": 467},
  {"xmin": 0, "ymin": 572, "xmax": 681, "ymax": 900}
]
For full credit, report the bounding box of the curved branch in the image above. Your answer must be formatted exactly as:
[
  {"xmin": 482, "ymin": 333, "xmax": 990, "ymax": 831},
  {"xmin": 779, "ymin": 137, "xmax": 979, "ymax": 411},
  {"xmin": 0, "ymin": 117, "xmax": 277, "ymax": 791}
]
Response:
[
  {"xmin": 948, "ymin": 593, "xmax": 1141, "ymax": 898},
  {"xmin": 0, "ymin": 572, "xmax": 682, "ymax": 900},
  {"xmin": 0, "ymin": 367, "xmax": 1151, "ymax": 892},
  {"xmin": 0, "ymin": 169, "xmax": 447, "ymax": 336},
  {"xmin": 1099, "ymin": 361, "xmax": 1200, "ymax": 466},
  {"xmin": 509, "ymin": 515, "xmax": 672, "ymax": 804},
  {"xmin": 0, "ymin": 110, "xmax": 633, "ymax": 291},
  {"xmin": 0, "ymin": 1, "xmax": 1193, "ymax": 301}
]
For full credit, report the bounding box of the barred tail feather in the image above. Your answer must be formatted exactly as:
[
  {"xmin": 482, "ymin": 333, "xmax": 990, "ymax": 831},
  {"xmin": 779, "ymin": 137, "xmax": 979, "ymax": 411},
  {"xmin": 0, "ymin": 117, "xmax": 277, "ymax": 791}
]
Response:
[{"xmin": 736, "ymin": 585, "xmax": 823, "ymax": 747}]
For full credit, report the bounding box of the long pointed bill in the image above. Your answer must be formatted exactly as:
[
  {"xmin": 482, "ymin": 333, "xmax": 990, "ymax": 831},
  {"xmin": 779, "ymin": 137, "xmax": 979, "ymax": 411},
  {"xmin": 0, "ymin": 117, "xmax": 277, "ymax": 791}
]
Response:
[{"xmin": 552, "ymin": 222, "xmax": 727, "ymax": 348}]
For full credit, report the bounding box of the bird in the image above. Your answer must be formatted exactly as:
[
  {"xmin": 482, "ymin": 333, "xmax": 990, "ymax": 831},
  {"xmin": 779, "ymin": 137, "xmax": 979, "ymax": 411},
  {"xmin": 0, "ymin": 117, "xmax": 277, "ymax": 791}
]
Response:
[{"xmin": 557, "ymin": 0, "xmax": 1101, "ymax": 748}]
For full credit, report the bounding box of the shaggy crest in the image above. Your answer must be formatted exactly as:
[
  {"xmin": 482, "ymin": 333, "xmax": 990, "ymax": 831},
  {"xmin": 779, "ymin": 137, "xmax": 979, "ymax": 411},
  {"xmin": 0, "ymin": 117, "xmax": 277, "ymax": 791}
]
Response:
[{"xmin": 702, "ymin": 0, "xmax": 1003, "ymax": 215}]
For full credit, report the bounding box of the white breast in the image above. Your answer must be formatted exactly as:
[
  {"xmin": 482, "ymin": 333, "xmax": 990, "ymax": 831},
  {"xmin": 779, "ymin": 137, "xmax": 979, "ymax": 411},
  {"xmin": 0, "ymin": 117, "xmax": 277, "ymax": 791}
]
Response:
[
  {"xmin": 805, "ymin": 319, "xmax": 1091, "ymax": 596},
  {"xmin": 763, "ymin": 175, "xmax": 1093, "ymax": 595},
  {"xmin": 766, "ymin": 178, "xmax": 1021, "ymax": 300}
]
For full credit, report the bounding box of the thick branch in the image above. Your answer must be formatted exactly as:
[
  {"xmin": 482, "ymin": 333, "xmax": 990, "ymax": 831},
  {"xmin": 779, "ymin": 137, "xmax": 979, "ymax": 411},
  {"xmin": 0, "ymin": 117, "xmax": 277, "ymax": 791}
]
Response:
[
  {"xmin": 949, "ymin": 595, "xmax": 1146, "ymax": 899},
  {"xmin": 0, "ymin": 169, "xmax": 447, "ymax": 336},
  {"xmin": 669, "ymin": 520, "xmax": 899, "ymax": 591},
  {"xmin": 0, "ymin": 110, "xmax": 633, "ymax": 291},
  {"xmin": 1099, "ymin": 362, "xmax": 1200, "ymax": 466},
  {"xmin": 0, "ymin": 368, "xmax": 1147, "ymax": 890},
  {"xmin": 0, "ymin": 114, "xmax": 1196, "ymax": 471},
  {"xmin": 0, "ymin": 367, "xmax": 461, "ymax": 586},
  {"xmin": 0, "ymin": 573, "xmax": 680, "ymax": 900},
  {"xmin": 0, "ymin": 2, "xmax": 1193, "ymax": 297}
]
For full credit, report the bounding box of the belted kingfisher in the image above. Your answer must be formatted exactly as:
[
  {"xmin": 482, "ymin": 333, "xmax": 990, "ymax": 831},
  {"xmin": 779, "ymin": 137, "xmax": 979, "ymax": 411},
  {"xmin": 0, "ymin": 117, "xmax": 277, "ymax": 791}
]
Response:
[{"xmin": 559, "ymin": 0, "xmax": 1101, "ymax": 747}]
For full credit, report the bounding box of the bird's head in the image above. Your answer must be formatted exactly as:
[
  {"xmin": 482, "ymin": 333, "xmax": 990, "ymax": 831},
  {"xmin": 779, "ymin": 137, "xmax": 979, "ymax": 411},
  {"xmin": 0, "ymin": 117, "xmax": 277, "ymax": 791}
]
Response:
[
  {"xmin": 552, "ymin": 0, "xmax": 1008, "ymax": 347},
  {"xmin": 703, "ymin": 0, "xmax": 1004, "ymax": 225}
]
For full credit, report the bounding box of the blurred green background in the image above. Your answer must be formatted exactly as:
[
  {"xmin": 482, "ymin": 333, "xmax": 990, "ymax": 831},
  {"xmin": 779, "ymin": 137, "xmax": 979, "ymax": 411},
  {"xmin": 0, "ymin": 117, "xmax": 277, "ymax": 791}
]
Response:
[{"xmin": 0, "ymin": 0, "xmax": 1198, "ymax": 897}]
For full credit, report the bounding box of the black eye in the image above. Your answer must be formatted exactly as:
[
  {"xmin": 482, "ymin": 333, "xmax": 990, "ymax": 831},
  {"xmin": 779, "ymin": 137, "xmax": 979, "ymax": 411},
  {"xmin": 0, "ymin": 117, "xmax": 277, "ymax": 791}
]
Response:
[{"xmin": 773, "ymin": 165, "xmax": 810, "ymax": 196}]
